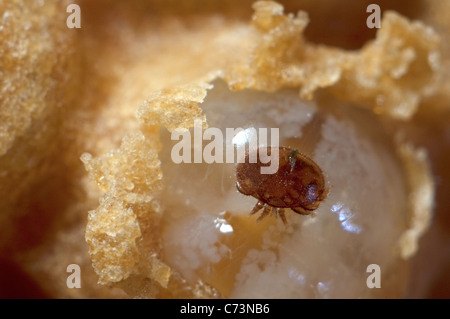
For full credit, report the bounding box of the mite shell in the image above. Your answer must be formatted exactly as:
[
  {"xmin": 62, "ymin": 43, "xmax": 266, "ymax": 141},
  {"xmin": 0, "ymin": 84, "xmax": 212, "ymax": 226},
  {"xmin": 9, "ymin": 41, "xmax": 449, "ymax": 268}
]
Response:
[{"xmin": 236, "ymin": 146, "xmax": 328, "ymax": 224}]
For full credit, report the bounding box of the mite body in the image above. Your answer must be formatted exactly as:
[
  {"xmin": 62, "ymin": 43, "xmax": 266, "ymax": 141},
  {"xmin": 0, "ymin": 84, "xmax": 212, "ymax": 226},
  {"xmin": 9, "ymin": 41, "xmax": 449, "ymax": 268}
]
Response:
[{"xmin": 236, "ymin": 146, "xmax": 327, "ymax": 224}]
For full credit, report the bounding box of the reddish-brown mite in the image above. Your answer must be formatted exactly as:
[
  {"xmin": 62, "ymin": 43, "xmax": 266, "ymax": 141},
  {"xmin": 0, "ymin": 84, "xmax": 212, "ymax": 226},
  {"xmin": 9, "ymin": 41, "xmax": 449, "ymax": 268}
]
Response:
[{"xmin": 236, "ymin": 146, "xmax": 328, "ymax": 225}]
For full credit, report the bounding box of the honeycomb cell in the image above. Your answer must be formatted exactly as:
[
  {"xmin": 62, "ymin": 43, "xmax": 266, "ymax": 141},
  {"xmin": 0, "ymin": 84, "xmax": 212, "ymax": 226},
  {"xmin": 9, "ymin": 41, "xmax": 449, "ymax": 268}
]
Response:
[{"xmin": 158, "ymin": 80, "xmax": 410, "ymax": 298}]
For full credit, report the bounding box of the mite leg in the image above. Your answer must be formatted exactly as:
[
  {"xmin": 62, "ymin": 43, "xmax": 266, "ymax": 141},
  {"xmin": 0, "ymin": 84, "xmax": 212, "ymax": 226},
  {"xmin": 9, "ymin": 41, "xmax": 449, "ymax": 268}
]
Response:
[
  {"xmin": 271, "ymin": 206, "xmax": 278, "ymax": 216},
  {"xmin": 250, "ymin": 200, "xmax": 265, "ymax": 215},
  {"xmin": 319, "ymin": 187, "xmax": 330, "ymax": 201},
  {"xmin": 256, "ymin": 205, "xmax": 272, "ymax": 222},
  {"xmin": 291, "ymin": 206, "xmax": 314, "ymax": 215},
  {"xmin": 277, "ymin": 208, "xmax": 288, "ymax": 225}
]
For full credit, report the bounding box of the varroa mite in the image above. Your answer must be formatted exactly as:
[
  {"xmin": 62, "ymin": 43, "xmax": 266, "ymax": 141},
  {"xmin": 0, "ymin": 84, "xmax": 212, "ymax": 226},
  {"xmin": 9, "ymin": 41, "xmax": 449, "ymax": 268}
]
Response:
[{"xmin": 236, "ymin": 146, "xmax": 327, "ymax": 225}]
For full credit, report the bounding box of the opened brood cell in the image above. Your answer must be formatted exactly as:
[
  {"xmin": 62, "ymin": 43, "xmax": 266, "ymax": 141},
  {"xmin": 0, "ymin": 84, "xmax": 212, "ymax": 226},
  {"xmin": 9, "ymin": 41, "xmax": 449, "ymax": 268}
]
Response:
[{"xmin": 156, "ymin": 79, "xmax": 411, "ymax": 298}]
